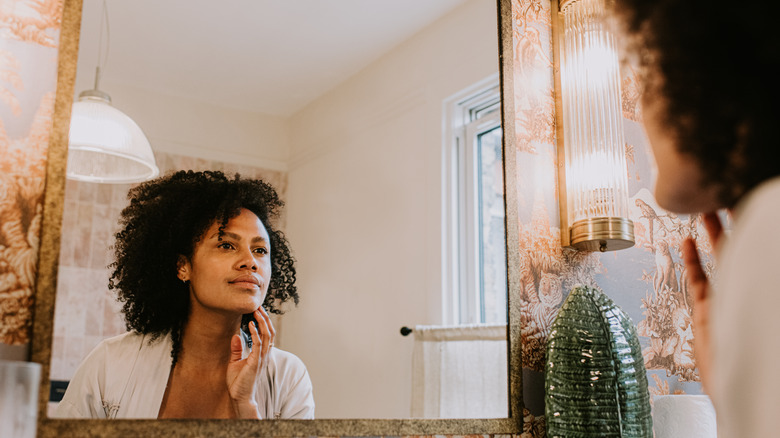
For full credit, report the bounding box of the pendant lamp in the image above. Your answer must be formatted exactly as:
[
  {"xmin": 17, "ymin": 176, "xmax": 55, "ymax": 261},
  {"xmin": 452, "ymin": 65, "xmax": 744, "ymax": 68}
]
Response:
[{"xmin": 66, "ymin": 2, "xmax": 158, "ymax": 184}]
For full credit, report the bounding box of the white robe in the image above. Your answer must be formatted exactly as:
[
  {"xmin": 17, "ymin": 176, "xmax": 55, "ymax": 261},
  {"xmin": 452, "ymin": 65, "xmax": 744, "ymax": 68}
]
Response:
[
  {"xmin": 711, "ymin": 176, "xmax": 780, "ymax": 437},
  {"xmin": 54, "ymin": 331, "xmax": 314, "ymax": 419}
]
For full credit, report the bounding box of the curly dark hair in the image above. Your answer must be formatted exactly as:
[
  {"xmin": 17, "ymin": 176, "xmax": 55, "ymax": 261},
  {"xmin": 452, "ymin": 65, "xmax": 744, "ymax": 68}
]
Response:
[
  {"xmin": 612, "ymin": 0, "xmax": 780, "ymax": 207},
  {"xmin": 108, "ymin": 170, "xmax": 298, "ymax": 363}
]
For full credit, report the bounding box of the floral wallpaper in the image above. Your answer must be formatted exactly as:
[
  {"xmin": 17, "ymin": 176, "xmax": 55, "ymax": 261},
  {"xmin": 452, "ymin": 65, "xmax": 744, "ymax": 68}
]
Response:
[
  {"xmin": 510, "ymin": 0, "xmax": 714, "ymax": 436},
  {"xmin": 0, "ymin": 0, "xmax": 63, "ymax": 346}
]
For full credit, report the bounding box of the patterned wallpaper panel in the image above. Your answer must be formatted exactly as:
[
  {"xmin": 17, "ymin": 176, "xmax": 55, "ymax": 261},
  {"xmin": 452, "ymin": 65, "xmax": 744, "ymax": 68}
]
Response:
[
  {"xmin": 510, "ymin": 1, "xmax": 715, "ymax": 435},
  {"xmin": 49, "ymin": 152, "xmax": 287, "ymax": 381},
  {"xmin": 0, "ymin": 0, "xmax": 63, "ymax": 348}
]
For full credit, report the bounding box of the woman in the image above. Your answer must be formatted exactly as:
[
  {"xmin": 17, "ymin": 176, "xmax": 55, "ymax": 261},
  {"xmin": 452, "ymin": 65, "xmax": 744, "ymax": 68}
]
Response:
[
  {"xmin": 612, "ymin": 1, "xmax": 780, "ymax": 436},
  {"xmin": 56, "ymin": 170, "xmax": 314, "ymax": 419}
]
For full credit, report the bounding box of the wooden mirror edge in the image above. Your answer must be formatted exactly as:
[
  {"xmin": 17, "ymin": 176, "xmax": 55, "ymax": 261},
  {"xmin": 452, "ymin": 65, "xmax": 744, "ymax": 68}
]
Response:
[
  {"xmin": 31, "ymin": 0, "xmax": 83, "ymax": 425},
  {"xmin": 497, "ymin": 0, "xmax": 524, "ymax": 426},
  {"xmin": 30, "ymin": 0, "xmax": 524, "ymax": 435},
  {"xmin": 37, "ymin": 418, "xmax": 520, "ymax": 437}
]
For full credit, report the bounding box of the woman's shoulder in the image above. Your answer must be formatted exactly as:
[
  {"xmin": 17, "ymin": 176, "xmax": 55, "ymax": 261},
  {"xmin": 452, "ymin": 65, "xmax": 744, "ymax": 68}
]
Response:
[
  {"xmin": 92, "ymin": 331, "xmax": 145, "ymax": 350},
  {"xmin": 264, "ymin": 347, "xmax": 315, "ymax": 419},
  {"xmin": 720, "ymin": 176, "xmax": 780, "ymax": 284},
  {"xmin": 735, "ymin": 176, "xmax": 780, "ymax": 221},
  {"xmin": 268, "ymin": 347, "xmax": 308, "ymax": 373},
  {"xmin": 80, "ymin": 332, "xmax": 139, "ymax": 361},
  {"xmin": 86, "ymin": 331, "xmax": 170, "ymax": 364},
  {"xmin": 267, "ymin": 347, "xmax": 312, "ymax": 388},
  {"xmin": 99, "ymin": 331, "xmax": 144, "ymax": 348}
]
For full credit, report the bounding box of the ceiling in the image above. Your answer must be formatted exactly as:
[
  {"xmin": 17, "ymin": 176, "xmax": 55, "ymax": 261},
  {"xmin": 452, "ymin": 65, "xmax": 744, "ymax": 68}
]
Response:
[{"xmin": 75, "ymin": 0, "xmax": 470, "ymax": 116}]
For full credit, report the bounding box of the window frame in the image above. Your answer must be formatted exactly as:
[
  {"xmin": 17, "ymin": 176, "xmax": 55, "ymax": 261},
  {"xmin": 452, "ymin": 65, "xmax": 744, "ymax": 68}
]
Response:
[{"xmin": 442, "ymin": 76, "xmax": 503, "ymax": 325}]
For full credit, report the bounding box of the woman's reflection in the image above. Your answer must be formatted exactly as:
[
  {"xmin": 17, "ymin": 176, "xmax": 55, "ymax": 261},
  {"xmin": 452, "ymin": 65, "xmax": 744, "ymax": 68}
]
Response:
[{"xmin": 54, "ymin": 170, "xmax": 314, "ymax": 419}]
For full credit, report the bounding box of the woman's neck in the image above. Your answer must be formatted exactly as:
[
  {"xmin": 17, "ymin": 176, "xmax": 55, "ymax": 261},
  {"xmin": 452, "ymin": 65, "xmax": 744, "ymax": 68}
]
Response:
[{"xmin": 177, "ymin": 308, "xmax": 243, "ymax": 369}]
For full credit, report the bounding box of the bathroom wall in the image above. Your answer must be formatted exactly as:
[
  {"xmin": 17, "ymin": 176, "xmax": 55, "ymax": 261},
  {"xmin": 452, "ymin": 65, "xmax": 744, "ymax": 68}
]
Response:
[
  {"xmin": 282, "ymin": 0, "xmax": 499, "ymax": 419},
  {"xmin": 72, "ymin": 82, "xmax": 290, "ymax": 172},
  {"xmin": 510, "ymin": 0, "xmax": 711, "ymax": 434},
  {"xmin": 0, "ymin": 0, "xmax": 63, "ymax": 360}
]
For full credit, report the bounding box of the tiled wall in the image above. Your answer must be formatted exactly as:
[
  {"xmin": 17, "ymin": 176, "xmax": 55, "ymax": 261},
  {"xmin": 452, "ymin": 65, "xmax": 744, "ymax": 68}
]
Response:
[{"xmin": 48, "ymin": 151, "xmax": 287, "ymax": 381}]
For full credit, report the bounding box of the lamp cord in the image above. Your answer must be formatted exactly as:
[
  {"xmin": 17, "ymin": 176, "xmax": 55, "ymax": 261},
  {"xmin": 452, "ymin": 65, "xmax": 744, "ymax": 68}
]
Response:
[{"xmin": 94, "ymin": 0, "xmax": 111, "ymax": 90}]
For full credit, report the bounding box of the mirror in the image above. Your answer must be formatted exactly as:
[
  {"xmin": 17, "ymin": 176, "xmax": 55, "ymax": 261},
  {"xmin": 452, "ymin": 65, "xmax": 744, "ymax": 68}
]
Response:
[{"xmin": 32, "ymin": 0, "xmax": 523, "ymax": 434}]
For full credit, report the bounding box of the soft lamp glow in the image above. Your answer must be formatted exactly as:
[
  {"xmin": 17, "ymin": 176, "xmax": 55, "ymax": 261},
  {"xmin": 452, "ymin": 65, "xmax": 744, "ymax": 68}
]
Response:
[
  {"xmin": 556, "ymin": 0, "xmax": 634, "ymax": 251},
  {"xmin": 67, "ymin": 92, "xmax": 159, "ymax": 184}
]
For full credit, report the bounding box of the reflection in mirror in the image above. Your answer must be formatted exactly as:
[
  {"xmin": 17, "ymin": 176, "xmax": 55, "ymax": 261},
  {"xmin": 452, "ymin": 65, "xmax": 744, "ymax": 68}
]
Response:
[{"xmin": 48, "ymin": 0, "xmax": 503, "ymax": 419}]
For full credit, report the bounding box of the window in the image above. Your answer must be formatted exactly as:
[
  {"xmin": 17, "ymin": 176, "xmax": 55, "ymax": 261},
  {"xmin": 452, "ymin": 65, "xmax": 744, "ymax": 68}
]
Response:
[{"xmin": 443, "ymin": 77, "xmax": 507, "ymax": 325}]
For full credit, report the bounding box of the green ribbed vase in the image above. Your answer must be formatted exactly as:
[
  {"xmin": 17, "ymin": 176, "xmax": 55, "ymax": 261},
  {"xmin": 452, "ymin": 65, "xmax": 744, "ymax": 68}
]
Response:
[{"xmin": 545, "ymin": 285, "xmax": 652, "ymax": 437}]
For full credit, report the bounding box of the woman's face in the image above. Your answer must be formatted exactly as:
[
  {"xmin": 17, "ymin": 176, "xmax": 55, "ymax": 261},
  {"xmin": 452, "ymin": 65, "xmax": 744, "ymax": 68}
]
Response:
[
  {"xmin": 178, "ymin": 208, "xmax": 272, "ymax": 317},
  {"xmin": 640, "ymin": 82, "xmax": 722, "ymax": 214}
]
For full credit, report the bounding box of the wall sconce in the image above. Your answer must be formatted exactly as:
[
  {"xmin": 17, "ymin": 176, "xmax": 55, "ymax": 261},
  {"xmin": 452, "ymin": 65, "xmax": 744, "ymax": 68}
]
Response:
[{"xmin": 552, "ymin": 0, "xmax": 634, "ymax": 252}]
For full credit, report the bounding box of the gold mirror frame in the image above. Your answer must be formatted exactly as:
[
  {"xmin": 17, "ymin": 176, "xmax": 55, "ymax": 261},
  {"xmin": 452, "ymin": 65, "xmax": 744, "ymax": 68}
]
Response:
[{"xmin": 30, "ymin": 0, "xmax": 523, "ymax": 435}]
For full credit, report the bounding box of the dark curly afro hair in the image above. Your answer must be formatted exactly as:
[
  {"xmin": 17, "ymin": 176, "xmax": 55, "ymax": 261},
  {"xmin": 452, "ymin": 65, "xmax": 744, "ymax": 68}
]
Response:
[
  {"xmin": 108, "ymin": 170, "xmax": 298, "ymax": 363},
  {"xmin": 612, "ymin": 0, "xmax": 780, "ymax": 207}
]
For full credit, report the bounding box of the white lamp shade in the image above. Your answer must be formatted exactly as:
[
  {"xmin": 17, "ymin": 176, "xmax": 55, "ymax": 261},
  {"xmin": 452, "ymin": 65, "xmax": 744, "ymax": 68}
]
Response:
[{"xmin": 67, "ymin": 99, "xmax": 159, "ymax": 184}]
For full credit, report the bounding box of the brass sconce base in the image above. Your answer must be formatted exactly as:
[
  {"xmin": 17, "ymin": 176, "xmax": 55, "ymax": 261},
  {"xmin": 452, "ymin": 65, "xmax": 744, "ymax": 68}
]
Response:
[{"xmin": 570, "ymin": 217, "xmax": 635, "ymax": 252}]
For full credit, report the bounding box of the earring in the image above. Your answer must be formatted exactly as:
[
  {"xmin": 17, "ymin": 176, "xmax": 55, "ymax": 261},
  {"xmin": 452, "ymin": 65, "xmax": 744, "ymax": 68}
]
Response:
[{"xmin": 178, "ymin": 267, "xmax": 188, "ymax": 283}]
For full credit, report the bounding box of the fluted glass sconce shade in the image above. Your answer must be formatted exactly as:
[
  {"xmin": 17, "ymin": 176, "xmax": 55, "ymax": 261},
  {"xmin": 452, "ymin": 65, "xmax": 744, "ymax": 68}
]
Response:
[
  {"xmin": 554, "ymin": 0, "xmax": 634, "ymax": 252},
  {"xmin": 67, "ymin": 90, "xmax": 159, "ymax": 184}
]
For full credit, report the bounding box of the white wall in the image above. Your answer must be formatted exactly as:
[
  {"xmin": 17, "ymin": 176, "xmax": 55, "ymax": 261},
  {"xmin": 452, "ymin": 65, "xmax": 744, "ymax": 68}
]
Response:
[
  {"xmin": 283, "ymin": 0, "xmax": 498, "ymax": 418},
  {"xmin": 72, "ymin": 79, "xmax": 290, "ymax": 171}
]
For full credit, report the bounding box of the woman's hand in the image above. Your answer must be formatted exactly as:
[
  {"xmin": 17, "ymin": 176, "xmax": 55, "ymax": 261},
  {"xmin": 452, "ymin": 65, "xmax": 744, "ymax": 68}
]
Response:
[
  {"xmin": 681, "ymin": 211, "xmax": 723, "ymax": 394},
  {"xmin": 226, "ymin": 306, "xmax": 276, "ymax": 419}
]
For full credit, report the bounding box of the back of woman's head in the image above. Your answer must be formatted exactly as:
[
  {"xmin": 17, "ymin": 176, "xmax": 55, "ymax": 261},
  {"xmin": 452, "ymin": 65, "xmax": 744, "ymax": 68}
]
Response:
[
  {"xmin": 109, "ymin": 170, "xmax": 298, "ymax": 342},
  {"xmin": 613, "ymin": 0, "xmax": 780, "ymax": 206}
]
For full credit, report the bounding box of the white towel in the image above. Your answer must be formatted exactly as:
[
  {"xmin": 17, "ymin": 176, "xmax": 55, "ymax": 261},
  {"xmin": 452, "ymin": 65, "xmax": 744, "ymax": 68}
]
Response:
[{"xmin": 653, "ymin": 395, "xmax": 717, "ymax": 438}]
